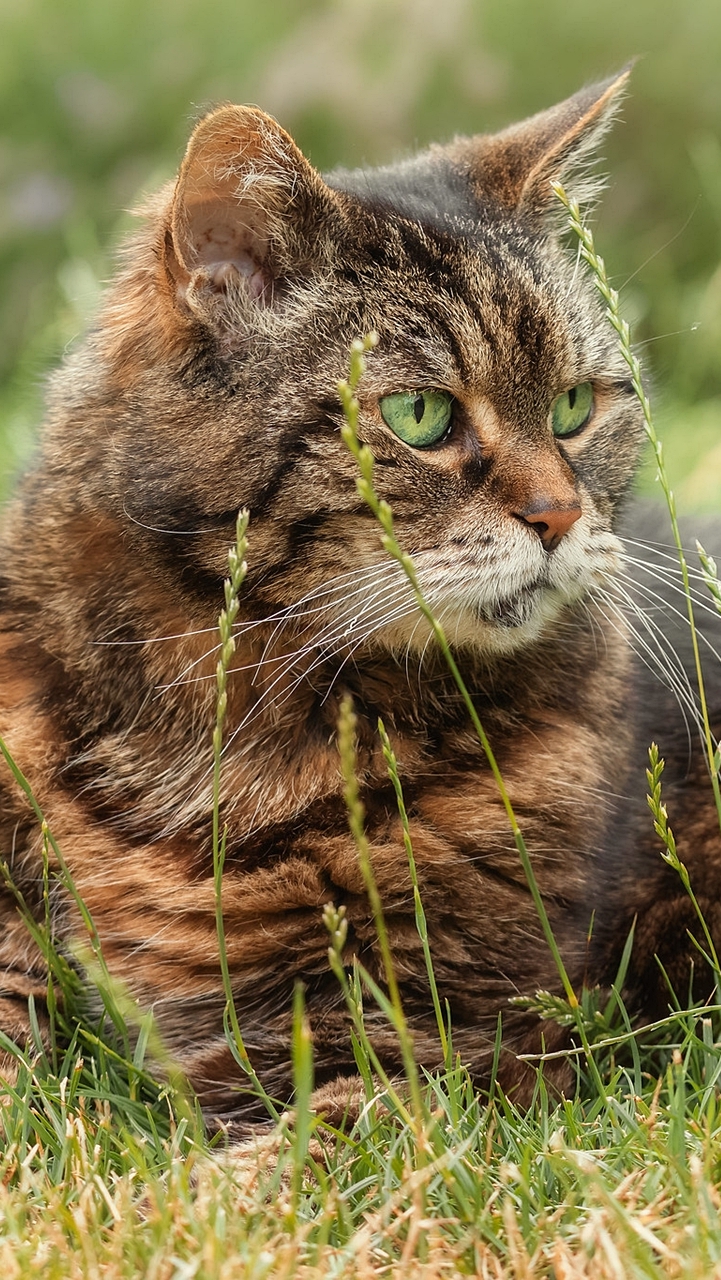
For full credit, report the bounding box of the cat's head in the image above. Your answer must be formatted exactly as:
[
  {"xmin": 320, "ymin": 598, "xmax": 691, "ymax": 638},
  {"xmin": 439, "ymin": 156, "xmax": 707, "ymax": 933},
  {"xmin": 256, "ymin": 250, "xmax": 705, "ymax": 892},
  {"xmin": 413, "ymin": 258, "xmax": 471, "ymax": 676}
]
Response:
[{"xmin": 81, "ymin": 68, "xmax": 643, "ymax": 660}]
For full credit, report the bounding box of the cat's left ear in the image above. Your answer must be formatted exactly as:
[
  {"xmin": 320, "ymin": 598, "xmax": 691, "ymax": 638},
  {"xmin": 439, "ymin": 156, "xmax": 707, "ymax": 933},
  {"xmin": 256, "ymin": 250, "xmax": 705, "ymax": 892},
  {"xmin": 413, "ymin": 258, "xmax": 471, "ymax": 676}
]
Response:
[
  {"xmin": 451, "ymin": 66, "xmax": 632, "ymax": 217},
  {"xmin": 165, "ymin": 104, "xmax": 340, "ymax": 319}
]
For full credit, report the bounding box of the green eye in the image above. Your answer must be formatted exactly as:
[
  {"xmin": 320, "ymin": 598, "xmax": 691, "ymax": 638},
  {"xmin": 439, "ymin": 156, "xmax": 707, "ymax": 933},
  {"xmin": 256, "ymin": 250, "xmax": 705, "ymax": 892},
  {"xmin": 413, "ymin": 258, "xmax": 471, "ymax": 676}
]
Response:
[
  {"xmin": 379, "ymin": 390, "xmax": 453, "ymax": 448},
  {"xmin": 550, "ymin": 382, "xmax": 594, "ymax": 437}
]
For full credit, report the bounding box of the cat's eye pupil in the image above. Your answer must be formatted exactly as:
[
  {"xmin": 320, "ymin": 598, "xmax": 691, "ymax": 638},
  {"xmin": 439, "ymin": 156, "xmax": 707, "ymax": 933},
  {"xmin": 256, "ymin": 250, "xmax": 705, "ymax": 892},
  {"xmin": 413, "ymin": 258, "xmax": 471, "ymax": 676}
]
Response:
[
  {"xmin": 550, "ymin": 381, "xmax": 594, "ymax": 438},
  {"xmin": 379, "ymin": 389, "xmax": 453, "ymax": 448}
]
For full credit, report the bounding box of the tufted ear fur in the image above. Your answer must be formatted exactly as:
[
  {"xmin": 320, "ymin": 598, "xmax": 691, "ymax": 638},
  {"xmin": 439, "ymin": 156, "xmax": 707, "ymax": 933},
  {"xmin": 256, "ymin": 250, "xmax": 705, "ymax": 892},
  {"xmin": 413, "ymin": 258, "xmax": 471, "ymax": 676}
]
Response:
[
  {"xmin": 165, "ymin": 104, "xmax": 340, "ymax": 319},
  {"xmin": 449, "ymin": 66, "xmax": 632, "ymax": 217}
]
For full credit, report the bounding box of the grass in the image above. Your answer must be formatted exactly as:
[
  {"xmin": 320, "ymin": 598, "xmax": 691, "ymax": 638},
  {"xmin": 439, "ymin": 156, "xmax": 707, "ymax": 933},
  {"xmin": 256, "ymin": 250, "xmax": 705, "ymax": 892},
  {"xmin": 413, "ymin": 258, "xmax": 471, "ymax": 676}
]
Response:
[{"xmin": 0, "ymin": 192, "xmax": 721, "ymax": 1280}]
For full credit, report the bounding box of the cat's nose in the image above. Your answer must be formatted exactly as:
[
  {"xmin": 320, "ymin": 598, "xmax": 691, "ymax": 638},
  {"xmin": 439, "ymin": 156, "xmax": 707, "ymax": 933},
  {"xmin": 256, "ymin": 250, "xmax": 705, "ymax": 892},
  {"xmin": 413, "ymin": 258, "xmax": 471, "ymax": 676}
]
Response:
[{"xmin": 515, "ymin": 502, "xmax": 582, "ymax": 552}]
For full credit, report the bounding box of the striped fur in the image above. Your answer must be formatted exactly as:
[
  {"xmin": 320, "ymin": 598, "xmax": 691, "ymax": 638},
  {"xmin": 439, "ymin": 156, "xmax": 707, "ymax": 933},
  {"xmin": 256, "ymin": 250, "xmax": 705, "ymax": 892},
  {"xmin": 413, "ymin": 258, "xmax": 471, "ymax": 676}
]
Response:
[{"xmin": 1, "ymin": 70, "xmax": 720, "ymax": 1128}]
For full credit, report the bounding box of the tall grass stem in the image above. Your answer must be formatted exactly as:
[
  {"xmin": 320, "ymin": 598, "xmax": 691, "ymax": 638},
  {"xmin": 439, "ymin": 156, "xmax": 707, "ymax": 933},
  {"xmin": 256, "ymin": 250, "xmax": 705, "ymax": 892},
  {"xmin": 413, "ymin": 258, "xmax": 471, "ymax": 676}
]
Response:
[
  {"xmin": 211, "ymin": 509, "xmax": 279, "ymax": 1120},
  {"xmin": 553, "ymin": 181, "xmax": 721, "ymax": 835},
  {"xmin": 338, "ymin": 335, "xmax": 608, "ymax": 1104}
]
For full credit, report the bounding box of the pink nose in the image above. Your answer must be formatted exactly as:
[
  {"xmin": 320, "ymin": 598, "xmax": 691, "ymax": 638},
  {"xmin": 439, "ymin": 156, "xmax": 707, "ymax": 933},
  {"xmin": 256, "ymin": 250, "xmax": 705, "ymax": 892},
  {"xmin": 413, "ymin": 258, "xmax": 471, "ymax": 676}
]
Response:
[{"xmin": 515, "ymin": 503, "xmax": 582, "ymax": 552}]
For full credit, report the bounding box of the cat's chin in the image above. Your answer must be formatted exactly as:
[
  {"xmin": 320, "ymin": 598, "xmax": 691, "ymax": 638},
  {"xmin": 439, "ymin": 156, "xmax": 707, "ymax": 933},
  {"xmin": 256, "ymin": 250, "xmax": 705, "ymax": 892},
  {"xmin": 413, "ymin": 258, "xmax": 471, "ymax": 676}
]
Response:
[
  {"xmin": 462, "ymin": 584, "xmax": 569, "ymax": 655},
  {"xmin": 474, "ymin": 585, "xmax": 542, "ymax": 629},
  {"xmin": 377, "ymin": 583, "xmax": 573, "ymax": 659}
]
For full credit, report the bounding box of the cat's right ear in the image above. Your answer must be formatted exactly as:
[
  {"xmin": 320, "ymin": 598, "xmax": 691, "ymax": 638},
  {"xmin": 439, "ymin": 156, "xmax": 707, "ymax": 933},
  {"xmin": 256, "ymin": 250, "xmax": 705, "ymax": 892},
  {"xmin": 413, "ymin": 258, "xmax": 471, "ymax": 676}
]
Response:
[
  {"xmin": 165, "ymin": 105, "xmax": 339, "ymax": 320},
  {"xmin": 450, "ymin": 66, "xmax": 633, "ymax": 219}
]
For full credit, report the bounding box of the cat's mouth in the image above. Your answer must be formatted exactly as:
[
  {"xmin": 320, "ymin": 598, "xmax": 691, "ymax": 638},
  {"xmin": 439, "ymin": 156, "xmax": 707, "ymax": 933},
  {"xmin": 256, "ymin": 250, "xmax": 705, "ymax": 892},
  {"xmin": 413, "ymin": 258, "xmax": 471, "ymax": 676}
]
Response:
[{"xmin": 475, "ymin": 584, "xmax": 543, "ymax": 628}]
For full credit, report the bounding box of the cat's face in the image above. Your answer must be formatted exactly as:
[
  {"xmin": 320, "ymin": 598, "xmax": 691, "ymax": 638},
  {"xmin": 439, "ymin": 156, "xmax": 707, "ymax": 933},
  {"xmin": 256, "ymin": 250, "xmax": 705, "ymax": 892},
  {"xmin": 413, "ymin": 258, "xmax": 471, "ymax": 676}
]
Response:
[
  {"xmin": 309, "ymin": 216, "xmax": 639, "ymax": 657},
  {"xmin": 91, "ymin": 70, "xmax": 644, "ymax": 662}
]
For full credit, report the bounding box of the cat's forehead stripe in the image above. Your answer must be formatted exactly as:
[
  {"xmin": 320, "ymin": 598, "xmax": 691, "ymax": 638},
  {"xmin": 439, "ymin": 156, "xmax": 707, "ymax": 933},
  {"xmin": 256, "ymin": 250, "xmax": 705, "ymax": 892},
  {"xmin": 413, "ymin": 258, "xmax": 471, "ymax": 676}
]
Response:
[
  {"xmin": 325, "ymin": 154, "xmax": 482, "ymax": 232},
  {"xmin": 331, "ymin": 222, "xmax": 570, "ymax": 395}
]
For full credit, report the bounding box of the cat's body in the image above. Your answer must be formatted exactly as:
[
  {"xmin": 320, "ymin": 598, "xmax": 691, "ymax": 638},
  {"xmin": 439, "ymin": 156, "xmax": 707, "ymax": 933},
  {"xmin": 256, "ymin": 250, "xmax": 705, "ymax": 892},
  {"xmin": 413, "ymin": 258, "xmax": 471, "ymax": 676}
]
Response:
[{"xmin": 1, "ymin": 71, "xmax": 720, "ymax": 1126}]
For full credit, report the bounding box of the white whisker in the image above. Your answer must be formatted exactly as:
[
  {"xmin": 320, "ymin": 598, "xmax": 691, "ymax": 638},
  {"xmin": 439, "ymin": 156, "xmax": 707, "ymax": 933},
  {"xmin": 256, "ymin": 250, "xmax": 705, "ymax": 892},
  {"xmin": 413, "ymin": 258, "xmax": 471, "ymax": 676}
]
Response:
[
  {"xmin": 616, "ymin": 570, "xmax": 721, "ymax": 665},
  {"xmin": 221, "ymin": 595, "xmax": 420, "ymax": 755},
  {"xmin": 593, "ymin": 586, "xmax": 701, "ymax": 748},
  {"xmin": 253, "ymin": 561, "xmax": 399, "ymax": 677}
]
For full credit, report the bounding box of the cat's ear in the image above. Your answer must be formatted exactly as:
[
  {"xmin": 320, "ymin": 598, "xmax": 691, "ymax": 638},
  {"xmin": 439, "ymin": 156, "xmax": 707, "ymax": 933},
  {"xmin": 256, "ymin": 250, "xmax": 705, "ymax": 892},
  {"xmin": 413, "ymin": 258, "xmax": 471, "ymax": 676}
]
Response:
[
  {"xmin": 165, "ymin": 105, "xmax": 338, "ymax": 317},
  {"xmin": 452, "ymin": 67, "xmax": 632, "ymax": 216}
]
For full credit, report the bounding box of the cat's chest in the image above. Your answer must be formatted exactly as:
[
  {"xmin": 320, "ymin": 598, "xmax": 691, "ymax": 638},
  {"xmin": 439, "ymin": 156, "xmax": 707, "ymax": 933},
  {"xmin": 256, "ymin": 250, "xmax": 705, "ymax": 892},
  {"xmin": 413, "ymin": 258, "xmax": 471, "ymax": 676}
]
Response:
[
  {"xmin": 385, "ymin": 704, "xmax": 625, "ymax": 858},
  {"xmin": 233, "ymin": 684, "xmax": 633, "ymax": 910}
]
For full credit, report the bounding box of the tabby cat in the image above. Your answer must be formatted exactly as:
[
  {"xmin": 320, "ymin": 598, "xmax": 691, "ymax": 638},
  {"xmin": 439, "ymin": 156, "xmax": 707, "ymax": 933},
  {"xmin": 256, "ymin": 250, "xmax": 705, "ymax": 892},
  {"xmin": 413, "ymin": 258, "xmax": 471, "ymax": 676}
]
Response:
[{"xmin": 1, "ymin": 69, "xmax": 720, "ymax": 1130}]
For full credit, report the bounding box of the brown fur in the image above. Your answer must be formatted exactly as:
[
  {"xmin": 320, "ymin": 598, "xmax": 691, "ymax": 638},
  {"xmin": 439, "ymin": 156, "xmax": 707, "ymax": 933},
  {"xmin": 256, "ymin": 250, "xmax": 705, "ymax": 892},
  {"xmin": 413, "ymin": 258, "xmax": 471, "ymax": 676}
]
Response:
[{"xmin": 1, "ymin": 71, "xmax": 720, "ymax": 1129}]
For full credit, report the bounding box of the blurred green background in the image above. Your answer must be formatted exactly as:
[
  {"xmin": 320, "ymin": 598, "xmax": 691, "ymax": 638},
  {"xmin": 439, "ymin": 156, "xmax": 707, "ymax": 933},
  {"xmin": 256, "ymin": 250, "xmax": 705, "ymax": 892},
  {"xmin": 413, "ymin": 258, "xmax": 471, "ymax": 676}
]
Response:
[{"xmin": 1, "ymin": 0, "xmax": 720, "ymax": 509}]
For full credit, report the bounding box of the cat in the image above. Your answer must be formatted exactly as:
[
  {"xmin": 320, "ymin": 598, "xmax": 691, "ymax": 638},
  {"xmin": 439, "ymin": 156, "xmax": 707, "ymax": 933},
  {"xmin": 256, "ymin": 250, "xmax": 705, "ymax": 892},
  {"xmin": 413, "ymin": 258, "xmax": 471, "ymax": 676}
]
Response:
[{"xmin": 0, "ymin": 67, "xmax": 720, "ymax": 1132}]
